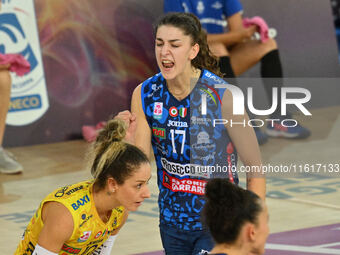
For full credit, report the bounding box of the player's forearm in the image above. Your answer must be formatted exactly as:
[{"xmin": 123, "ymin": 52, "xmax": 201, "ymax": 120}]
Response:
[{"xmin": 246, "ymin": 176, "xmax": 266, "ymax": 200}]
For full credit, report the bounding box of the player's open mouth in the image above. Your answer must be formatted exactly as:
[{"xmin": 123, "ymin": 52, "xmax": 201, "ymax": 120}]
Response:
[
  {"xmin": 162, "ymin": 60, "xmax": 174, "ymax": 69},
  {"xmin": 135, "ymin": 201, "xmax": 143, "ymax": 206}
]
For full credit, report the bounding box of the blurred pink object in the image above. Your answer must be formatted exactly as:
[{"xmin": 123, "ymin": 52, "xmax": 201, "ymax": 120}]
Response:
[
  {"xmin": 82, "ymin": 121, "xmax": 107, "ymax": 142},
  {"xmin": 243, "ymin": 16, "xmax": 269, "ymax": 43},
  {"xmin": 0, "ymin": 53, "xmax": 31, "ymax": 76}
]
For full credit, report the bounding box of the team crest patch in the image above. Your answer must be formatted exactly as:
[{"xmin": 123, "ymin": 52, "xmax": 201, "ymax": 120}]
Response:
[
  {"xmin": 77, "ymin": 231, "xmax": 91, "ymax": 242},
  {"xmin": 153, "ymin": 102, "xmax": 163, "ymax": 119},
  {"xmin": 179, "ymin": 107, "xmax": 187, "ymax": 117},
  {"xmin": 95, "ymin": 231, "xmax": 102, "ymax": 239},
  {"xmin": 169, "ymin": 106, "xmax": 178, "ymax": 117}
]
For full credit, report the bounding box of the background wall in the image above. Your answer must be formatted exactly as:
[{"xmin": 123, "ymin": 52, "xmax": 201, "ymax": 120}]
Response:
[
  {"xmin": 4, "ymin": 0, "xmax": 162, "ymax": 147},
  {"xmin": 3, "ymin": 0, "xmax": 340, "ymax": 147}
]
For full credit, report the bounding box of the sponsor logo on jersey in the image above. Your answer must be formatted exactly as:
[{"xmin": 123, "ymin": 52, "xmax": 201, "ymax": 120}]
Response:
[
  {"xmin": 204, "ymin": 71, "xmax": 224, "ymax": 83},
  {"xmin": 161, "ymin": 158, "xmax": 210, "ymax": 178},
  {"xmin": 152, "ymin": 127, "xmax": 166, "ymax": 139},
  {"xmin": 169, "ymin": 106, "xmax": 178, "ymax": 117},
  {"xmin": 153, "ymin": 102, "xmax": 163, "ymax": 119},
  {"xmin": 88, "ymin": 239, "xmax": 104, "ymax": 246},
  {"xmin": 200, "ymin": 83, "xmax": 223, "ymax": 111},
  {"xmin": 112, "ymin": 217, "xmax": 118, "ymax": 227},
  {"xmin": 226, "ymin": 142, "xmax": 237, "ymax": 182},
  {"xmin": 163, "ymin": 172, "xmax": 207, "ymax": 195},
  {"xmin": 115, "ymin": 207, "xmax": 123, "ymax": 213},
  {"xmin": 54, "ymin": 186, "xmax": 69, "ymax": 198},
  {"xmin": 192, "ymin": 151, "xmax": 216, "ymax": 161},
  {"xmin": 147, "ymin": 83, "xmax": 162, "ymax": 98},
  {"xmin": 66, "ymin": 185, "xmax": 83, "ymax": 196},
  {"xmin": 167, "ymin": 120, "xmax": 188, "ymax": 127},
  {"xmin": 79, "ymin": 214, "xmax": 93, "ymax": 228},
  {"xmin": 191, "ymin": 116, "xmax": 211, "ymax": 126},
  {"xmin": 61, "ymin": 244, "xmax": 81, "ymax": 254},
  {"xmin": 77, "ymin": 231, "xmax": 91, "ymax": 243},
  {"xmin": 95, "ymin": 231, "xmax": 103, "ymax": 239},
  {"xmin": 192, "ymin": 131, "xmax": 216, "ymax": 150},
  {"xmin": 71, "ymin": 194, "xmax": 90, "ymax": 211}
]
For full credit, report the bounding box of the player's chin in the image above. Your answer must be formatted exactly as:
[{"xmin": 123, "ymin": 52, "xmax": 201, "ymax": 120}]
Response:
[
  {"xmin": 160, "ymin": 67, "xmax": 177, "ymax": 80},
  {"xmin": 127, "ymin": 202, "xmax": 143, "ymax": 211}
]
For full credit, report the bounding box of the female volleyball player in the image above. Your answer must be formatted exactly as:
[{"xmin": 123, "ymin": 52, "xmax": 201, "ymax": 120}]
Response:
[
  {"xmin": 203, "ymin": 178, "xmax": 269, "ymax": 255},
  {"xmin": 117, "ymin": 12, "xmax": 265, "ymax": 254},
  {"xmin": 15, "ymin": 119, "xmax": 151, "ymax": 255}
]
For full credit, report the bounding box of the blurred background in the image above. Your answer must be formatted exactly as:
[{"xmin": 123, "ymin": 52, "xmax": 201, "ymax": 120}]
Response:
[{"xmin": 1, "ymin": 0, "xmax": 340, "ymax": 147}]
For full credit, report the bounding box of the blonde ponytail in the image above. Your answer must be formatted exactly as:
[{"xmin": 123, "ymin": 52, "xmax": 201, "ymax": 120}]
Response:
[
  {"xmin": 91, "ymin": 119, "xmax": 127, "ymax": 179},
  {"xmin": 90, "ymin": 119, "xmax": 149, "ymax": 189}
]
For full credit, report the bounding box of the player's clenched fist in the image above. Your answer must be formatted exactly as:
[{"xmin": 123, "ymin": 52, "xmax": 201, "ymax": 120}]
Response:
[{"xmin": 114, "ymin": 110, "xmax": 137, "ymax": 144}]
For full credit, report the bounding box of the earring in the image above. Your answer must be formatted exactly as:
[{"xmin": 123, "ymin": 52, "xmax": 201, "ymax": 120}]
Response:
[{"xmin": 106, "ymin": 189, "xmax": 115, "ymax": 196}]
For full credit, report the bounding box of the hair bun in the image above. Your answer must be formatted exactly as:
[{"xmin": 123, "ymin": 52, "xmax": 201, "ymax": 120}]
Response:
[
  {"xmin": 205, "ymin": 178, "xmax": 240, "ymax": 207},
  {"xmin": 97, "ymin": 119, "xmax": 126, "ymax": 144}
]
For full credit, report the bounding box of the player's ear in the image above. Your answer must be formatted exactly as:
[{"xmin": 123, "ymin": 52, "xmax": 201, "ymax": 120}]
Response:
[
  {"xmin": 107, "ymin": 177, "xmax": 118, "ymax": 194},
  {"xmin": 189, "ymin": 43, "xmax": 199, "ymax": 60}
]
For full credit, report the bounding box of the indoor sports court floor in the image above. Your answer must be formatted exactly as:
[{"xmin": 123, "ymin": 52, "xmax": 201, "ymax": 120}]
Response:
[{"xmin": 1, "ymin": 106, "xmax": 340, "ymax": 255}]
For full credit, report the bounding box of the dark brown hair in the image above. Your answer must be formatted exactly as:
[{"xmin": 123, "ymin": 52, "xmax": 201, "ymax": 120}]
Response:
[
  {"xmin": 203, "ymin": 178, "xmax": 263, "ymax": 244},
  {"xmin": 154, "ymin": 12, "xmax": 221, "ymax": 76}
]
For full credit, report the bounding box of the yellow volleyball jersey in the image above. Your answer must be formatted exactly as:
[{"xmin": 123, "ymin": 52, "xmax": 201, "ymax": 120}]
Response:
[{"xmin": 15, "ymin": 180, "xmax": 125, "ymax": 255}]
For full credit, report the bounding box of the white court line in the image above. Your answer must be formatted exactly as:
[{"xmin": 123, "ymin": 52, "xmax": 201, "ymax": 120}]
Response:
[
  {"xmin": 266, "ymin": 243, "xmax": 340, "ymax": 254},
  {"xmin": 313, "ymin": 242, "xmax": 340, "ymax": 248},
  {"xmin": 288, "ymin": 197, "xmax": 340, "ymax": 210}
]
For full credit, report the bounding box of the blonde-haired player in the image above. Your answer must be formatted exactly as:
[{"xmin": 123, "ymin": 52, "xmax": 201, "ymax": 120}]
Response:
[{"xmin": 15, "ymin": 119, "xmax": 151, "ymax": 255}]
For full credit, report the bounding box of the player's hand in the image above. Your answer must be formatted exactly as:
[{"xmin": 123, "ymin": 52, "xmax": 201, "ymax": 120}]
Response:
[
  {"xmin": 114, "ymin": 110, "xmax": 136, "ymax": 144},
  {"xmin": 241, "ymin": 25, "xmax": 257, "ymax": 41},
  {"xmin": 0, "ymin": 64, "xmax": 10, "ymax": 70}
]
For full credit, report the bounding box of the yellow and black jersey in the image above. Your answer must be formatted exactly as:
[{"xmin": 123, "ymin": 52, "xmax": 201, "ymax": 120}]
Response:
[{"xmin": 15, "ymin": 180, "xmax": 125, "ymax": 255}]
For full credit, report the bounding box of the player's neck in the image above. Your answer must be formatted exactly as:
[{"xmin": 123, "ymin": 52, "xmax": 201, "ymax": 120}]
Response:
[
  {"xmin": 93, "ymin": 188, "xmax": 119, "ymax": 222},
  {"xmin": 166, "ymin": 66, "xmax": 200, "ymax": 100}
]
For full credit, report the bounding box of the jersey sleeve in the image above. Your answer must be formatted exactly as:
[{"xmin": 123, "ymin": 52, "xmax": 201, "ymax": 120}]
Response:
[
  {"xmin": 164, "ymin": 0, "xmax": 185, "ymax": 13},
  {"xmin": 223, "ymin": 0, "xmax": 243, "ymax": 18}
]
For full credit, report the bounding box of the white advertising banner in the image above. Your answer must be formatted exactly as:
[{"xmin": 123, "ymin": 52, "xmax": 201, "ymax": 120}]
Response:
[{"xmin": 0, "ymin": 0, "xmax": 48, "ymax": 126}]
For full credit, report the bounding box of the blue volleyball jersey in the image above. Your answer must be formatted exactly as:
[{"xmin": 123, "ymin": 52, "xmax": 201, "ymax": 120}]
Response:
[
  {"xmin": 164, "ymin": 0, "xmax": 243, "ymax": 33},
  {"xmin": 141, "ymin": 69, "xmax": 238, "ymax": 231}
]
